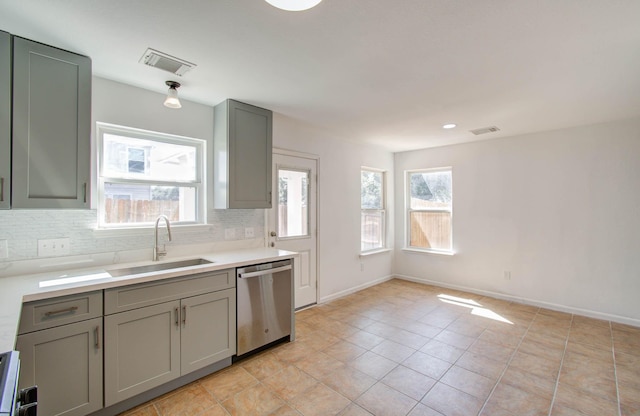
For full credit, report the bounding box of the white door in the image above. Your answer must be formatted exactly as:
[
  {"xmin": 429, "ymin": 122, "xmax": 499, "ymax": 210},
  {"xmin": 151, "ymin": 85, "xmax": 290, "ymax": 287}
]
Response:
[{"xmin": 268, "ymin": 152, "xmax": 318, "ymax": 309}]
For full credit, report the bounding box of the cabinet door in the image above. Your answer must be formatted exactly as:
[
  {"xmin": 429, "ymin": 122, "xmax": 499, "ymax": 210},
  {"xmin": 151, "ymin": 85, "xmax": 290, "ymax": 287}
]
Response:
[
  {"xmin": 12, "ymin": 36, "xmax": 91, "ymax": 208},
  {"xmin": 214, "ymin": 99, "xmax": 273, "ymax": 209},
  {"xmin": 16, "ymin": 318, "xmax": 103, "ymax": 416},
  {"xmin": 180, "ymin": 288, "xmax": 236, "ymax": 375},
  {"xmin": 0, "ymin": 31, "xmax": 10, "ymax": 209},
  {"xmin": 104, "ymin": 300, "xmax": 180, "ymax": 406}
]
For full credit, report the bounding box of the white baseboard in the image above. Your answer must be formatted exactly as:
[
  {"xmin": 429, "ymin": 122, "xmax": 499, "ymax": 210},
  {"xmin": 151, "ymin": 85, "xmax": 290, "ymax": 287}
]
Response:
[
  {"xmin": 320, "ymin": 275, "xmax": 393, "ymax": 304},
  {"xmin": 395, "ymin": 274, "xmax": 640, "ymax": 328}
]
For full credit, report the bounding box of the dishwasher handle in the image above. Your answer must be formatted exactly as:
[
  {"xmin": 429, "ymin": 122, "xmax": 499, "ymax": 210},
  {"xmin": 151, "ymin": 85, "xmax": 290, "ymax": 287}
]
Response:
[{"xmin": 238, "ymin": 264, "xmax": 292, "ymax": 279}]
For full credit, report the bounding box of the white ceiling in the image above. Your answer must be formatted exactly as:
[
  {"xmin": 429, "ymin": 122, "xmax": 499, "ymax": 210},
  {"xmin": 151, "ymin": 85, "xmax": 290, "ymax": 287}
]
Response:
[{"xmin": 1, "ymin": 0, "xmax": 639, "ymax": 152}]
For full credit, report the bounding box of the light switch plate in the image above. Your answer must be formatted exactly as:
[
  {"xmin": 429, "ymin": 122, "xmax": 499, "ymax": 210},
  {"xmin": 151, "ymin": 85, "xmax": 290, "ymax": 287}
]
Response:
[
  {"xmin": 38, "ymin": 238, "xmax": 71, "ymax": 257},
  {"xmin": 0, "ymin": 240, "xmax": 7, "ymax": 259}
]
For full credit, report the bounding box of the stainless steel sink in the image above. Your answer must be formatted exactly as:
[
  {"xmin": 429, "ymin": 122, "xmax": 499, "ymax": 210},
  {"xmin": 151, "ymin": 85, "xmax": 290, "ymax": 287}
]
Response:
[{"xmin": 107, "ymin": 258, "xmax": 214, "ymax": 277}]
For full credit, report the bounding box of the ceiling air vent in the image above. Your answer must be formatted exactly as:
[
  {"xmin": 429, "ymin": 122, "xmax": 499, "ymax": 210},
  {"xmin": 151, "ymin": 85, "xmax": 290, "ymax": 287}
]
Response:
[
  {"xmin": 470, "ymin": 126, "xmax": 500, "ymax": 136},
  {"xmin": 139, "ymin": 48, "xmax": 196, "ymax": 77}
]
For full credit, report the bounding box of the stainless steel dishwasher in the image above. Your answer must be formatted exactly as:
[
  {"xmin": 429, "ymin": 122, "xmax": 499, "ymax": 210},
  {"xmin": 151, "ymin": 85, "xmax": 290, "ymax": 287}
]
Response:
[{"xmin": 236, "ymin": 259, "xmax": 293, "ymax": 356}]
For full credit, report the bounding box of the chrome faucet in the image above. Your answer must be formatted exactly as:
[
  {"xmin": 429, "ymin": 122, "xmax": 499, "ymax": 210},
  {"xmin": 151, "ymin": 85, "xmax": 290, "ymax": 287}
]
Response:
[{"xmin": 153, "ymin": 215, "xmax": 172, "ymax": 261}]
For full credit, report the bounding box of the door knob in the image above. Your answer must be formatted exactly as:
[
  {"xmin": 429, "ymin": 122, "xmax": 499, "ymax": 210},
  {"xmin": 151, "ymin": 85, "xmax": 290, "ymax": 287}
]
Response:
[{"xmin": 270, "ymin": 231, "xmax": 277, "ymax": 237}]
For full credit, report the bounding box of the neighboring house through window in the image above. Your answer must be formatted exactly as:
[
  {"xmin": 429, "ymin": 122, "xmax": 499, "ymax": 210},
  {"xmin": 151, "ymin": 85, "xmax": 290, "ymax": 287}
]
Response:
[
  {"xmin": 361, "ymin": 168, "xmax": 386, "ymax": 252},
  {"xmin": 96, "ymin": 122, "xmax": 205, "ymax": 228},
  {"xmin": 407, "ymin": 168, "xmax": 453, "ymax": 253}
]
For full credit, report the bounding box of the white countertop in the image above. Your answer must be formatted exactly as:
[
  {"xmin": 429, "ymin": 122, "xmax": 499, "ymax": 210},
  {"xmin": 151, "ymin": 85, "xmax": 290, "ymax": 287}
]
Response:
[{"xmin": 0, "ymin": 247, "xmax": 297, "ymax": 352}]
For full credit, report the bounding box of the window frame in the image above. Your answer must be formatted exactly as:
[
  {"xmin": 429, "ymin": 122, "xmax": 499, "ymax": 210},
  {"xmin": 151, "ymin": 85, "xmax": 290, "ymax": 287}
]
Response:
[
  {"xmin": 96, "ymin": 122, "xmax": 206, "ymax": 229},
  {"xmin": 405, "ymin": 167, "xmax": 453, "ymax": 254},
  {"xmin": 360, "ymin": 167, "xmax": 387, "ymax": 253}
]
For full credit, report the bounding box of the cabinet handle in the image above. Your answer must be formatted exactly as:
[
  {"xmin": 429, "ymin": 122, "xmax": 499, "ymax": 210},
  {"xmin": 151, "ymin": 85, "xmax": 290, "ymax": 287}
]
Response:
[
  {"xmin": 175, "ymin": 307, "xmax": 179, "ymax": 326},
  {"xmin": 182, "ymin": 305, "xmax": 186, "ymax": 325},
  {"xmin": 44, "ymin": 306, "xmax": 78, "ymax": 317},
  {"xmin": 94, "ymin": 326, "xmax": 100, "ymax": 349},
  {"xmin": 0, "ymin": 177, "xmax": 4, "ymax": 202},
  {"xmin": 82, "ymin": 183, "xmax": 87, "ymax": 203}
]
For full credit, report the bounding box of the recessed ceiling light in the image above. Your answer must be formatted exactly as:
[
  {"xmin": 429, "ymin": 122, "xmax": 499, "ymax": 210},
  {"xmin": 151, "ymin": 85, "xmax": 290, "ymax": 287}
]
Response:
[
  {"xmin": 265, "ymin": 0, "xmax": 322, "ymax": 11},
  {"xmin": 442, "ymin": 123, "xmax": 457, "ymax": 129}
]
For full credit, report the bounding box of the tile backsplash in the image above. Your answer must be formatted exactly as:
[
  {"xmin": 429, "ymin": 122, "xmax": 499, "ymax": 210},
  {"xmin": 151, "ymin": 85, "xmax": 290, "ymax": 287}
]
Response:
[{"xmin": 0, "ymin": 209, "xmax": 264, "ymax": 262}]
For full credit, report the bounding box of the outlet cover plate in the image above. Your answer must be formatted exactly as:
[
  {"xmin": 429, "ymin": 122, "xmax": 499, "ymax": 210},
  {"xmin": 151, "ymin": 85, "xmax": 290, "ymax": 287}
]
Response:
[{"xmin": 38, "ymin": 238, "xmax": 71, "ymax": 257}]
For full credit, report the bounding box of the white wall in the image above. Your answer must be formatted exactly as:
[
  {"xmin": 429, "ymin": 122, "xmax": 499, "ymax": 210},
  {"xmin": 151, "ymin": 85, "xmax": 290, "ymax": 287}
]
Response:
[
  {"xmin": 394, "ymin": 118, "xmax": 640, "ymax": 324},
  {"xmin": 273, "ymin": 114, "xmax": 395, "ymax": 302}
]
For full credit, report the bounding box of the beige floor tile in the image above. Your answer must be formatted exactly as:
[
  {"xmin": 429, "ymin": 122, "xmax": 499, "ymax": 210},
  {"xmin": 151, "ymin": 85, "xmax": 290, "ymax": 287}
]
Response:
[
  {"xmin": 408, "ymin": 403, "xmax": 445, "ymax": 415},
  {"xmin": 517, "ymin": 338, "xmax": 565, "ymax": 362},
  {"xmin": 270, "ymin": 404, "xmax": 303, "ymax": 415},
  {"xmin": 154, "ymin": 384, "xmax": 217, "ymax": 416},
  {"xmin": 290, "ymin": 383, "xmax": 350, "ymax": 416},
  {"xmin": 301, "ymin": 329, "xmax": 342, "ymax": 350},
  {"xmin": 500, "ymin": 366, "xmax": 556, "ymax": 400},
  {"xmin": 440, "ymin": 365, "xmax": 495, "ymax": 400},
  {"xmin": 467, "ymin": 339, "xmax": 515, "ymax": 363},
  {"xmin": 222, "ymin": 383, "xmax": 285, "ymax": 416},
  {"xmin": 294, "ymin": 350, "xmax": 345, "ymax": 379},
  {"xmin": 241, "ymin": 351, "xmax": 288, "ymax": 380},
  {"xmin": 477, "ymin": 327, "xmax": 522, "ymax": 348},
  {"xmin": 197, "ymin": 404, "xmax": 231, "ymax": 416},
  {"xmin": 553, "ymin": 383, "xmax": 619, "ymax": 416},
  {"xmin": 421, "ymin": 382, "xmax": 484, "ymax": 416},
  {"xmin": 371, "ymin": 339, "xmax": 416, "ymax": 363},
  {"xmin": 419, "ymin": 339, "xmax": 465, "ymax": 364},
  {"xmin": 565, "ymin": 339, "xmax": 613, "ymax": 362},
  {"xmin": 402, "ymin": 351, "xmax": 451, "ymax": 380},
  {"xmin": 273, "ymin": 340, "xmax": 319, "ymax": 364},
  {"xmin": 478, "ymin": 399, "xmax": 516, "ymax": 416},
  {"xmin": 489, "ymin": 382, "xmax": 552, "ymax": 416},
  {"xmin": 320, "ymin": 366, "xmax": 377, "ymax": 400},
  {"xmin": 391, "ymin": 328, "xmax": 431, "ymax": 350},
  {"xmin": 508, "ymin": 350, "xmax": 561, "ymax": 380},
  {"xmin": 455, "ymin": 351, "xmax": 506, "ymax": 380},
  {"xmin": 262, "ymin": 365, "xmax": 318, "ymax": 401},
  {"xmin": 350, "ymin": 351, "xmax": 398, "ymax": 379},
  {"xmin": 344, "ymin": 330, "xmax": 386, "ymax": 350},
  {"xmin": 433, "ymin": 329, "xmax": 476, "ymax": 349},
  {"xmin": 356, "ymin": 382, "xmax": 418, "ymax": 416},
  {"xmin": 324, "ymin": 340, "xmax": 368, "ymax": 362},
  {"xmin": 119, "ymin": 404, "xmax": 159, "ymax": 416},
  {"xmin": 199, "ymin": 366, "xmax": 259, "ymax": 402},
  {"xmin": 396, "ymin": 321, "xmax": 442, "ymax": 338},
  {"xmin": 338, "ymin": 404, "xmax": 373, "ymax": 416},
  {"xmin": 381, "ymin": 365, "xmax": 437, "ymax": 401}
]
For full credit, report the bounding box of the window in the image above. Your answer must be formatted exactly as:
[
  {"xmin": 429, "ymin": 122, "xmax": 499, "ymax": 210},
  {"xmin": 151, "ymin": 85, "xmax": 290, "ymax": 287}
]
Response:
[
  {"xmin": 407, "ymin": 168, "xmax": 452, "ymax": 253},
  {"xmin": 361, "ymin": 168, "xmax": 386, "ymax": 252},
  {"xmin": 97, "ymin": 123, "xmax": 205, "ymax": 228}
]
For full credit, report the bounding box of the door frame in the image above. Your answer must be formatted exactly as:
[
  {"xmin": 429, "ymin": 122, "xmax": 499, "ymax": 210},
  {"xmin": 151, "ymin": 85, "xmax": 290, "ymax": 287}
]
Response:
[{"xmin": 269, "ymin": 148, "xmax": 320, "ymax": 308}]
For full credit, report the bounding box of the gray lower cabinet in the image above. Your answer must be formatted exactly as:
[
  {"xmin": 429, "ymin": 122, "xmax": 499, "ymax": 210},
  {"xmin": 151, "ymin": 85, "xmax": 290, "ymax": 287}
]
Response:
[
  {"xmin": 213, "ymin": 99, "xmax": 273, "ymax": 209},
  {"xmin": 11, "ymin": 36, "xmax": 91, "ymax": 208},
  {"xmin": 16, "ymin": 318, "xmax": 103, "ymax": 416},
  {"xmin": 104, "ymin": 288, "xmax": 236, "ymax": 406},
  {"xmin": 0, "ymin": 31, "xmax": 10, "ymax": 209}
]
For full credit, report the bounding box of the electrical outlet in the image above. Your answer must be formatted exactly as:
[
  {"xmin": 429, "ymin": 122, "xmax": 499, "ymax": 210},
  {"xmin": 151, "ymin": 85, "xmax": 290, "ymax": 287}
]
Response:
[
  {"xmin": 0, "ymin": 240, "xmax": 8, "ymax": 259},
  {"xmin": 38, "ymin": 238, "xmax": 71, "ymax": 257},
  {"xmin": 224, "ymin": 228, "xmax": 236, "ymax": 240},
  {"xmin": 245, "ymin": 227, "xmax": 255, "ymax": 239},
  {"xmin": 504, "ymin": 270, "xmax": 511, "ymax": 280}
]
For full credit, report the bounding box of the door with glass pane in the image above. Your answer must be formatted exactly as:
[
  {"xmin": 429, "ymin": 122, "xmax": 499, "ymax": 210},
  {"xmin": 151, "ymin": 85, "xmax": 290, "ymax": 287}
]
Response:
[{"xmin": 268, "ymin": 152, "xmax": 318, "ymax": 309}]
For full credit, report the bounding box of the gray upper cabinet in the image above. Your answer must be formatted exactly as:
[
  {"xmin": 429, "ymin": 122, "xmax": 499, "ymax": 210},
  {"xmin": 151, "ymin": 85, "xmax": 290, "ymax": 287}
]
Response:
[
  {"xmin": 0, "ymin": 31, "xmax": 10, "ymax": 209},
  {"xmin": 11, "ymin": 36, "xmax": 91, "ymax": 209},
  {"xmin": 213, "ymin": 99, "xmax": 273, "ymax": 209}
]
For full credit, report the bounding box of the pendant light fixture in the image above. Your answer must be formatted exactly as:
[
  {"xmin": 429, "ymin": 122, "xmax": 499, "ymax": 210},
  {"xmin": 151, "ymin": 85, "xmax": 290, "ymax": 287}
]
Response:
[
  {"xmin": 163, "ymin": 81, "xmax": 182, "ymax": 109},
  {"xmin": 265, "ymin": 0, "xmax": 322, "ymax": 11}
]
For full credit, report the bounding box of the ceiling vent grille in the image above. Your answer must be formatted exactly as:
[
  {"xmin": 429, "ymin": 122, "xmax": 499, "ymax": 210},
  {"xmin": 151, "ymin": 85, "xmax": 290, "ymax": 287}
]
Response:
[
  {"xmin": 470, "ymin": 126, "xmax": 500, "ymax": 135},
  {"xmin": 139, "ymin": 48, "xmax": 196, "ymax": 77}
]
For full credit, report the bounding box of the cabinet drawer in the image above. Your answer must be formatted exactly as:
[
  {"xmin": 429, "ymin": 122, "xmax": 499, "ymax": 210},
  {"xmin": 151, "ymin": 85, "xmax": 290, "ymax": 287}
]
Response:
[
  {"xmin": 18, "ymin": 291, "xmax": 103, "ymax": 334},
  {"xmin": 104, "ymin": 269, "xmax": 234, "ymax": 315}
]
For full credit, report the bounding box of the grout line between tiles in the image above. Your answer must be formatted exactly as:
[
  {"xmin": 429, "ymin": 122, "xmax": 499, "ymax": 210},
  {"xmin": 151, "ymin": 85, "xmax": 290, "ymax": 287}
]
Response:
[
  {"xmin": 610, "ymin": 321, "xmax": 622, "ymax": 416},
  {"xmin": 477, "ymin": 308, "xmax": 539, "ymax": 416},
  {"xmin": 546, "ymin": 314, "xmax": 573, "ymax": 416}
]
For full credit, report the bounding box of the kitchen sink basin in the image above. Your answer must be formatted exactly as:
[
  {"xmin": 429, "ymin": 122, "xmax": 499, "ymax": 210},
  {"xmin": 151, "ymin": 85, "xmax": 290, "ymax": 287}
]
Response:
[{"xmin": 107, "ymin": 258, "xmax": 214, "ymax": 277}]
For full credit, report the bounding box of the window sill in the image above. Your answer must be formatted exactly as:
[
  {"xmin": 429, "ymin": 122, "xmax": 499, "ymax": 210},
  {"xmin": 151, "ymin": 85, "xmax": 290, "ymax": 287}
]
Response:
[
  {"xmin": 359, "ymin": 248, "xmax": 392, "ymax": 257},
  {"xmin": 93, "ymin": 224, "xmax": 212, "ymax": 238},
  {"xmin": 401, "ymin": 248, "xmax": 455, "ymax": 256}
]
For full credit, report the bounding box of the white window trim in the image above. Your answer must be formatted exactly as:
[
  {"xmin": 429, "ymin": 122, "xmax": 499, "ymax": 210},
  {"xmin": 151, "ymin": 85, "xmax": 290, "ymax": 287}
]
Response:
[
  {"xmin": 96, "ymin": 122, "xmax": 206, "ymax": 230},
  {"xmin": 361, "ymin": 167, "xmax": 387, "ymax": 254},
  {"xmin": 405, "ymin": 167, "xmax": 454, "ymax": 255}
]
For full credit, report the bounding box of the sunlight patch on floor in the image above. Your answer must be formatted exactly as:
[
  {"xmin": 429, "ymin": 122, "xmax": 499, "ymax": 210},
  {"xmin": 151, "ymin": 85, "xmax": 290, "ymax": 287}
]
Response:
[{"xmin": 438, "ymin": 294, "xmax": 513, "ymax": 324}]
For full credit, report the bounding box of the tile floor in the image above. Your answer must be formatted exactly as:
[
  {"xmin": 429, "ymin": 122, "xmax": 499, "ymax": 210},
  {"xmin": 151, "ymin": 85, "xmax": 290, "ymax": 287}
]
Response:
[{"xmin": 119, "ymin": 279, "xmax": 640, "ymax": 416}]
